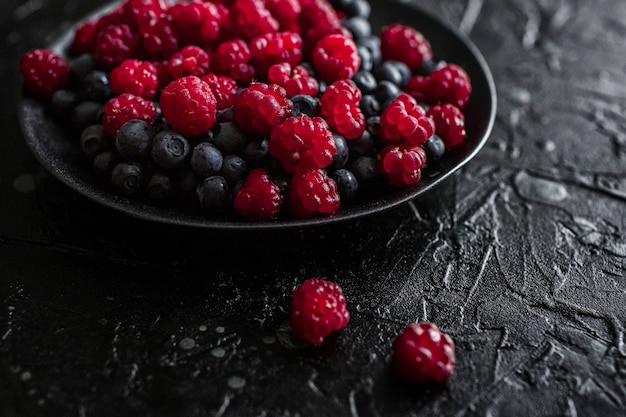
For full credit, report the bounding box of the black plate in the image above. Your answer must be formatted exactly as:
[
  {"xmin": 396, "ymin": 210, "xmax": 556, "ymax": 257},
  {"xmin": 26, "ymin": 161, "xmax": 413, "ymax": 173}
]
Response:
[{"xmin": 18, "ymin": 0, "xmax": 496, "ymax": 230}]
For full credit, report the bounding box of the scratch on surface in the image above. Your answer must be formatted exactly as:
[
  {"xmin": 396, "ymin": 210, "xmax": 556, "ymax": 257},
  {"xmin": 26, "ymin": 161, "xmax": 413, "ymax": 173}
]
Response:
[
  {"xmin": 349, "ymin": 389, "xmax": 360, "ymax": 417},
  {"xmin": 460, "ymin": 245, "xmax": 494, "ymax": 324},
  {"xmin": 459, "ymin": 0, "xmax": 484, "ymax": 34},
  {"xmin": 214, "ymin": 394, "xmax": 232, "ymax": 417}
]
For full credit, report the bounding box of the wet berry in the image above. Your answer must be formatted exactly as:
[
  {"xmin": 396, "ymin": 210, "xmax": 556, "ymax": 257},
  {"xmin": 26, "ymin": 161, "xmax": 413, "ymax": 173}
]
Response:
[
  {"xmin": 150, "ymin": 129, "xmax": 191, "ymax": 170},
  {"xmin": 378, "ymin": 144, "xmax": 426, "ymax": 187},
  {"xmin": 109, "ymin": 59, "xmax": 158, "ymax": 100},
  {"xmin": 160, "ymin": 76, "xmax": 217, "ymax": 137},
  {"xmin": 232, "ymin": 82, "xmax": 292, "ymax": 136},
  {"xmin": 228, "ymin": 0, "xmax": 279, "ymax": 41},
  {"xmin": 95, "ymin": 24, "xmax": 139, "ymax": 70},
  {"xmin": 111, "ymin": 161, "xmax": 145, "ymax": 196},
  {"xmin": 201, "ymin": 73, "xmax": 238, "ymax": 110},
  {"xmin": 116, "ymin": 119, "xmax": 155, "ymax": 160},
  {"xmin": 249, "ymin": 31, "xmax": 303, "ymax": 76},
  {"xmin": 426, "ymin": 104, "xmax": 467, "ymax": 148},
  {"xmin": 233, "ymin": 168, "xmax": 284, "ymax": 220},
  {"xmin": 291, "ymin": 94, "xmax": 321, "ymax": 118},
  {"xmin": 312, "ymin": 34, "xmax": 360, "ymax": 83},
  {"xmin": 379, "ymin": 93, "xmax": 434, "ymax": 146},
  {"xmin": 320, "ymin": 79, "xmax": 366, "ymax": 140},
  {"xmin": 19, "ymin": 49, "xmax": 69, "ymax": 98},
  {"xmin": 288, "ymin": 168, "xmax": 340, "ymax": 218},
  {"xmin": 380, "ymin": 23, "xmax": 432, "ymax": 72},
  {"xmin": 168, "ymin": 45, "xmax": 211, "ymax": 79},
  {"xmin": 102, "ymin": 93, "xmax": 157, "ymax": 138},
  {"xmin": 191, "ymin": 142, "xmax": 224, "ymax": 177},
  {"xmin": 219, "ymin": 154, "xmax": 248, "ymax": 186},
  {"xmin": 267, "ymin": 63, "xmax": 318, "ymax": 98},
  {"xmin": 196, "ymin": 175, "xmax": 231, "ymax": 213},
  {"xmin": 331, "ymin": 168, "xmax": 359, "ymax": 201}
]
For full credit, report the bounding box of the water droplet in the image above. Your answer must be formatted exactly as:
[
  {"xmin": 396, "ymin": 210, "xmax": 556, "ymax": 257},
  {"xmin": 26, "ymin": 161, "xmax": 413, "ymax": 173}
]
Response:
[
  {"xmin": 21, "ymin": 371, "xmax": 32, "ymax": 381},
  {"xmin": 12, "ymin": 174, "xmax": 36, "ymax": 193},
  {"xmin": 536, "ymin": 139, "xmax": 556, "ymax": 152},
  {"xmin": 211, "ymin": 347, "xmax": 226, "ymax": 358},
  {"xmin": 215, "ymin": 326, "xmax": 225, "ymax": 334},
  {"xmin": 179, "ymin": 337, "xmax": 196, "ymax": 350},
  {"xmin": 7, "ymin": 306, "xmax": 15, "ymax": 311},
  {"xmin": 198, "ymin": 325, "xmax": 207, "ymax": 332},
  {"xmin": 227, "ymin": 375, "xmax": 246, "ymax": 389},
  {"xmin": 262, "ymin": 336, "xmax": 276, "ymax": 345},
  {"xmin": 514, "ymin": 171, "xmax": 568, "ymax": 203}
]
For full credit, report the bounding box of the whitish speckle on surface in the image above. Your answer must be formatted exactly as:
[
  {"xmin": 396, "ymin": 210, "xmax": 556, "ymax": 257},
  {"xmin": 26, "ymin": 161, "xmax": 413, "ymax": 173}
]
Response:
[
  {"xmin": 211, "ymin": 347, "xmax": 226, "ymax": 358},
  {"xmin": 227, "ymin": 375, "xmax": 246, "ymax": 389},
  {"xmin": 179, "ymin": 337, "xmax": 196, "ymax": 350},
  {"xmin": 215, "ymin": 326, "xmax": 225, "ymax": 334},
  {"xmin": 514, "ymin": 171, "xmax": 568, "ymax": 203}
]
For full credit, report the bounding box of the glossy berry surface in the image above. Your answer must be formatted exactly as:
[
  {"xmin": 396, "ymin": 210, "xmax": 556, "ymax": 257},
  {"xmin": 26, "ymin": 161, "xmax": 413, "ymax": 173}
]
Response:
[
  {"xmin": 150, "ymin": 129, "xmax": 190, "ymax": 170},
  {"xmin": 391, "ymin": 322, "xmax": 456, "ymax": 384},
  {"xmin": 109, "ymin": 59, "xmax": 158, "ymax": 100},
  {"xmin": 102, "ymin": 93, "xmax": 157, "ymax": 137},
  {"xmin": 167, "ymin": 45, "xmax": 211, "ymax": 79},
  {"xmin": 95, "ymin": 24, "xmax": 139, "ymax": 70},
  {"xmin": 232, "ymin": 82, "xmax": 293, "ymax": 136},
  {"xmin": 267, "ymin": 63, "xmax": 319, "ymax": 98},
  {"xmin": 427, "ymin": 104, "xmax": 467, "ymax": 148},
  {"xmin": 248, "ymin": 31, "xmax": 304, "ymax": 76},
  {"xmin": 405, "ymin": 64, "xmax": 472, "ymax": 109},
  {"xmin": 19, "ymin": 49, "xmax": 69, "ymax": 98},
  {"xmin": 201, "ymin": 73, "xmax": 238, "ymax": 110},
  {"xmin": 380, "ymin": 23, "xmax": 432, "ymax": 72},
  {"xmin": 288, "ymin": 169, "xmax": 340, "ymax": 218},
  {"xmin": 115, "ymin": 119, "xmax": 155, "ymax": 159},
  {"xmin": 378, "ymin": 144, "xmax": 426, "ymax": 187},
  {"xmin": 289, "ymin": 278, "xmax": 350, "ymax": 345},
  {"xmin": 233, "ymin": 168, "xmax": 284, "ymax": 220},
  {"xmin": 159, "ymin": 76, "xmax": 217, "ymax": 137},
  {"xmin": 312, "ymin": 34, "xmax": 360, "ymax": 83},
  {"xmin": 320, "ymin": 79, "xmax": 366, "ymax": 139},
  {"xmin": 379, "ymin": 93, "xmax": 434, "ymax": 146}
]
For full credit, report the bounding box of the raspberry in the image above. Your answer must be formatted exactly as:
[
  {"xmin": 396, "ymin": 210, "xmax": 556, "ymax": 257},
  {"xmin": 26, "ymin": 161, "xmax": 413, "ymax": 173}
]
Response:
[
  {"xmin": 403, "ymin": 74, "xmax": 429, "ymax": 102},
  {"xmin": 109, "ymin": 59, "xmax": 158, "ymax": 100},
  {"xmin": 168, "ymin": 0, "xmax": 223, "ymax": 47},
  {"xmin": 265, "ymin": 0, "xmax": 301, "ymax": 32},
  {"xmin": 379, "ymin": 93, "xmax": 434, "ymax": 146},
  {"xmin": 299, "ymin": 0, "xmax": 341, "ymax": 32},
  {"xmin": 267, "ymin": 63, "xmax": 319, "ymax": 98},
  {"xmin": 228, "ymin": 0, "xmax": 279, "ymax": 41},
  {"xmin": 137, "ymin": 9, "xmax": 179, "ymax": 60},
  {"xmin": 426, "ymin": 104, "xmax": 467, "ymax": 148},
  {"xmin": 19, "ymin": 49, "xmax": 69, "ymax": 98},
  {"xmin": 289, "ymin": 278, "xmax": 349, "ymax": 345},
  {"xmin": 160, "ymin": 76, "xmax": 217, "ymax": 137},
  {"xmin": 248, "ymin": 31, "xmax": 303, "ymax": 76},
  {"xmin": 380, "ymin": 23, "xmax": 432, "ymax": 72},
  {"xmin": 95, "ymin": 24, "xmax": 139, "ymax": 70},
  {"xmin": 102, "ymin": 93, "xmax": 157, "ymax": 138},
  {"xmin": 71, "ymin": 20, "xmax": 98, "ymax": 54},
  {"xmin": 427, "ymin": 64, "xmax": 472, "ymax": 109},
  {"xmin": 288, "ymin": 169, "xmax": 340, "ymax": 218},
  {"xmin": 378, "ymin": 144, "xmax": 426, "ymax": 187},
  {"xmin": 151, "ymin": 59, "xmax": 173, "ymax": 90},
  {"xmin": 211, "ymin": 39, "xmax": 255, "ymax": 84},
  {"xmin": 319, "ymin": 79, "xmax": 366, "ymax": 140},
  {"xmin": 168, "ymin": 45, "xmax": 211, "ymax": 79},
  {"xmin": 232, "ymin": 82, "xmax": 293, "ymax": 136},
  {"xmin": 391, "ymin": 322, "xmax": 455, "ymax": 384},
  {"xmin": 233, "ymin": 168, "xmax": 284, "ymax": 220},
  {"xmin": 270, "ymin": 115, "xmax": 336, "ymax": 173},
  {"xmin": 121, "ymin": 0, "xmax": 165, "ymax": 31},
  {"xmin": 201, "ymin": 73, "xmax": 238, "ymax": 110},
  {"xmin": 312, "ymin": 34, "xmax": 360, "ymax": 83}
]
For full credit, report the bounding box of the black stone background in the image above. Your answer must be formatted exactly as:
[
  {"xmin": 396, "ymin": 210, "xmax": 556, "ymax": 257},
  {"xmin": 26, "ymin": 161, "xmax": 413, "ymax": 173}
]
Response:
[{"xmin": 1, "ymin": 0, "xmax": 626, "ymax": 416}]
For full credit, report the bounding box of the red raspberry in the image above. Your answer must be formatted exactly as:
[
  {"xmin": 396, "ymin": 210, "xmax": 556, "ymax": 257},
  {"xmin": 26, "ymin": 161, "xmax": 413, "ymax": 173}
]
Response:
[
  {"xmin": 137, "ymin": 8, "xmax": 179, "ymax": 60},
  {"xmin": 379, "ymin": 93, "xmax": 434, "ymax": 146},
  {"xmin": 19, "ymin": 49, "xmax": 69, "ymax": 98},
  {"xmin": 403, "ymin": 74, "xmax": 429, "ymax": 103},
  {"xmin": 201, "ymin": 73, "xmax": 237, "ymax": 109},
  {"xmin": 302, "ymin": 23, "xmax": 348, "ymax": 61},
  {"xmin": 378, "ymin": 144, "xmax": 426, "ymax": 187},
  {"xmin": 380, "ymin": 23, "xmax": 432, "ymax": 72},
  {"xmin": 160, "ymin": 76, "xmax": 217, "ymax": 137},
  {"xmin": 168, "ymin": 1, "xmax": 223, "ymax": 47},
  {"xmin": 95, "ymin": 24, "xmax": 139, "ymax": 70},
  {"xmin": 289, "ymin": 278, "xmax": 350, "ymax": 345},
  {"xmin": 288, "ymin": 169, "xmax": 340, "ymax": 218},
  {"xmin": 426, "ymin": 104, "xmax": 467, "ymax": 148},
  {"xmin": 427, "ymin": 64, "xmax": 472, "ymax": 109},
  {"xmin": 102, "ymin": 93, "xmax": 157, "ymax": 137},
  {"xmin": 121, "ymin": 0, "xmax": 165, "ymax": 31},
  {"xmin": 312, "ymin": 34, "xmax": 360, "ymax": 83},
  {"xmin": 71, "ymin": 20, "xmax": 98, "ymax": 54},
  {"xmin": 228, "ymin": 0, "xmax": 279, "ymax": 41},
  {"xmin": 265, "ymin": 0, "xmax": 301, "ymax": 32},
  {"xmin": 391, "ymin": 322, "xmax": 456, "ymax": 384},
  {"xmin": 211, "ymin": 39, "xmax": 255, "ymax": 84},
  {"xmin": 299, "ymin": 0, "xmax": 340, "ymax": 32},
  {"xmin": 233, "ymin": 168, "xmax": 284, "ymax": 220},
  {"xmin": 319, "ymin": 80, "xmax": 365, "ymax": 140},
  {"xmin": 151, "ymin": 59, "xmax": 173, "ymax": 90},
  {"xmin": 270, "ymin": 115, "xmax": 336, "ymax": 173},
  {"xmin": 267, "ymin": 63, "xmax": 319, "ymax": 97},
  {"xmin": 109, "ymin": 59, "xmax": 158, "ymax": 100},
  {"xmin": 232, "ymin": 82, "xmax": 293, "ymax": 136},
  {"xmin": 248, "ymin": 31, "xmax": 303, "ymax": 76},
  {"xmin": 168, "ymin": 45, "xmax": 211, "ymax": 79},
  {"xmin": 95, "ymin": 6, "xmax": 125, "ymax": 31}
]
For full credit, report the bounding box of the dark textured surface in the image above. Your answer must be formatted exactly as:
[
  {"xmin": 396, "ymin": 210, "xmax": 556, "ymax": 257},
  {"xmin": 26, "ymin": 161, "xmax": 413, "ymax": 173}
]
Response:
[{"xmin": 1, "ymin": 0, "xmax": 626, "ymax": 416}]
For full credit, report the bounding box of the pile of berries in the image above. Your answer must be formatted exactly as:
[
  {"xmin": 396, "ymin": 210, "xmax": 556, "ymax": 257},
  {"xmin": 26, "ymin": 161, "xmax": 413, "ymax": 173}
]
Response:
[{"xmin": 19, "ymin": 0, "xmax": 472, "ymax": 221}]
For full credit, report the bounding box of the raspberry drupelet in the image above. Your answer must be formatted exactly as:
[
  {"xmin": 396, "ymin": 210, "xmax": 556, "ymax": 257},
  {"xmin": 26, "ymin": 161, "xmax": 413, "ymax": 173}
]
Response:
[
  {"xmin": 289, "ymin": 278, "xmax": 350, "ymax": 345},
  {"xmin": 392, "ymin": 322, "xmax": 456, "ymax": 384},
  {"xmin": 233, "ymin": 168, "xmax": 284, "ymax": 220},
  {"xmin": 102, "ymin": 93, "xmax": 158, "ymax": 138},
  {"xmin": 19, "ymin": 49, "xmax": 69, "ymax": 98},
  {"xmin": 380, "ymin": 23, "xmax": 432, "ymax": 72},
  {"xmin": 320, "ymin": 79, "xmax": 366, "ymax": 139},
  {"xmin": 288, "ymin": 168, "xmax": 340, "ymax": 218},
  {"xmin": 159, "ymin": 75, "xmax": 217, "ymax": 137},
  {"xmin": 248, "ymin": 31, "xmax": 304, "ymax": 76},
  {"xmin": 426, "ymin": 104, "xmax": 467, "ymax": 148},
  {"xmin": 378, "ymin": 144, "xmax": 427, "ymax": 187},
  {"xmin": 201, "ymin": 73, "xmax": 238, "ymax": 110},
  {"xmin": 232, "ymin": 82, "xmax": 293, "ymax": 136},
  {"xmin": 312, "ymin": 34, "xmax": 360, "ymax": 83},
  {"xmin": 267, "ymin": 63, "xmax": 319, "ymax": 98},
  {"xmin": 379, "ymin": 93, "xmax": 435, "ymax": 146},
  {"xmin": 109, "ymin": 59, "xmax": 158, "ymax": 100}
]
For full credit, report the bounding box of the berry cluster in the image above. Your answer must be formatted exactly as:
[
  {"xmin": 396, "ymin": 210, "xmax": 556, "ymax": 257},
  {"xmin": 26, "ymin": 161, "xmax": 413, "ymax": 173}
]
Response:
[{"xmin": 19, "ymin": 0, "xmax": 472, "ymax": 221}]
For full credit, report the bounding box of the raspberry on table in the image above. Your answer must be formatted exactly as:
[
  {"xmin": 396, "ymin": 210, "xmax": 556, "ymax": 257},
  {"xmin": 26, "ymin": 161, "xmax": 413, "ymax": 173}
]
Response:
[
  {"xmin": 270, "ymin": 114, "xmax": 336, "ymax": 174},
  {"xmin": 391, "ymin": 322, "xmax": 456, "ymax": 384},
  {"xmin": 95, "ymin": 23, "xmax": 139, "ymax": 70},
  {"xmin": 167, "ymin": 45, "xmax": 211, "ymax": 79},
  {"xmin": 426, "ymin": 104, "xmax": 467, "ymax": 148},
  {"xmin": 19, "ymin": 49, "xmax": 69, "ymax": 98},
  {"xmin": 289, "ymin": 278, "xmax": 350, "ymax": 345},
  {"xmin": 233, "ymin": 168, "xmax": 284, "ymax": 220},
  {"xmin": 232, "ymin": 82, "xmax": 293, "ymax": 136},
  {"xmin": 201, "ymin": 73, "xmax": 238, "ymax": 110},
  {"xmin": 267, "ymin": 63, "xmax": 319, "ymax": 98},
  {"xmin": 248, "ymin": 31, "xmax": 303, "ymax": 76},
  {"xmin": 319, "ymin": 79, "xmax": 366, "ymax": 140},
  {"xmin": 109, "ymin": 59, "xmax": 158, "ymax": 100},
  {"xmin": 228, "ymin": 0, "xmax": 279, "ymax": 41},
  {"xmin": 102, "ymin": 93, "xmax": 157, "ymax": 138},
  {"xmin": 312, "ymin": 34, "xmax": 360, "ymax": 83},
  {"xmin": 159, "ymin": 75, "xmax": 217, "ymax": 137},
  {"xmin": 379, "ymin": 93, "xmax": 435, "ymax": 146},
  {"xmin": 288, "ymin": 168, "xmax": 340, "ymax": 218},
  {"xmin": 380, "ymin": 23, "xmax": 432, "ymax": 72},
  {"xmin": 378, "ymin": 144, "xmax": 426, "ymax": 187}
]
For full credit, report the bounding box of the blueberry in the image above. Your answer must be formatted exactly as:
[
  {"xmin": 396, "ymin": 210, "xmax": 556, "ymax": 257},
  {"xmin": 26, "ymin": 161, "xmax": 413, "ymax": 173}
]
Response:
[
  {"xmin": 212, "ymin": 121, "xmax": 248, "ymax": 154},
  {"xmin": 350, "ymin": 155, "xmax": 380, "ymax": 187},
  {"xmin": 352, "ymin": 70, "xmax": 377, "ymax": 94},
  {"xmin": 375, "ymin": 80, "xmax": 402, "ymax": 104},
  {"xmin": 71, "ymin": 101, "xmax": 103, "ymax": 130},
  {"xmin": 80, "ymin": 124, "xmax": 109, "ymax": 159},
  {"xmin": 343, "ymin": 0, "xmax": 371, "ymax": 18},
  {"xmin": 417, "ymin": 59, "xmax": 447, "ymax": 76},
  {"xmin": 423, "ymin": 134, "xmax": 446, "ymax": 163},
  {"xmin": 348, "ymin": 130, "xmax": 374, "ymax": 157},
  {"xmin": 373, "ymin": 61, "xmax": 405, "ymax": 86},
  {"xmin": 178, "ymin": 167, "xmax": 199, "ymax": 194},
  {"xmin": 330, "ymin": 134, "xmax": 349, "ymax": 170},
  {"xmin": 329, "ymin": 0, "xmax": 353, "ymax": 9},
  {"xmin": 291, "ymin": 94, "xmax": 320, "ymax": 117},
  {"xmin": 359, "ymin": 95, "xmax": 380, "ymax": 118},
  {"xmin": 358, "ymin": 36, "xmax": 381, "ymax": 66},
  {"xmin": 216, "ymin": 107, "xmax": 234, "ymax": 123},
  {"xmin": 116, "ymin": 119, "xmax": 155, "ymax": 160},
  {"xmin": 196, "ymin": 175, "xmax": 231, "ymax": 213},
  {"xmin": 219, "ymin": 154, "xmax": 247, "ymax": 186},
  {"xmin": 68, "ymin": 53, "xmax": 98, "ymax": 84},
  {"xmin": 269, "ymin": 172, "xmax": 289, "ymax": 194},
  {"xmin": 342, "ymin": 17, "xmax": 371, "ymax": 41},
  {"xmin": 357, "ymin": 45, "xmax": 373, "ymax": 72},
  {"xmin": 93, "ymin": 151, "xmax": 120, "ymax": 177},
  {"xmin": 389, "ymin": 60, "xmax": 412, "ymax": 85},
  {"xmin": 331, "ymin": 169, "xmax": 359, "ymax": 201},
  {"xmin": 242, "ymin": 137, "xmax": 269, "ymax": 168},
  {"xmin": 111, "ymin": 162, "xmax": 145, "ymax": 196},
  {"xmin": 79, "ymin": 70, "xmax": 111, "ymax": 102},
  {"xmin": 150, "ymin": 129, "xmax": 190, "ymax": 170},
  {"xmin": 366, "ymin": 116, "xmax": 381, "ymax": 138},
  {"xmin": 191, "ymin": 142, "xmax": 224, "ymax": 177},
  {"xmin": 51, "ymin": 89, "xmax": 78, "ymax": 116}
]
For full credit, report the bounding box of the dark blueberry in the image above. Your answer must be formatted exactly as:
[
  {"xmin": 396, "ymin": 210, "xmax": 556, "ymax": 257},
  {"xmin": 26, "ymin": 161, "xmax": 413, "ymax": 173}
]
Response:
[
  {"xmin": 298, "ymin": 62, "xmax": 315, "ymax": 76},
  {"xmin": 291, "ymin": 94, "xmax": 320, "ymax": 117},
  {"xmin": 359, "ymin": 95, "xmax": 380, "ymax": 118},
  {"xmin": 242, "ymin": 137, "xmax": 269, "ymax": 168},
  {"xmin": 71, "ymin": 101, "xmax": 103, "ymax": 130},
  {"xmin": 343, "ymin": 0, "xmax": 371, "ymax": 18},
  {"xmin": 417, "ymin": 59, "xmax": 447, "ymax": 76},
  {"xmin": 216, "ymin": 107, "xmax": 234, "ymax": 123},
  {"xmin": 212, "ymin": 121, "xmax": 248, "ymax": 154},
  {"xmin": 80, "ymin": 124, "xmax": 109, "ymax": 159},
  {"xmin": 330, "ymin": 134, "xmax": 349, "ymax": 170},
  {"xmin": 358, "ymin": 36, "xmax": 381, "ymax": 66},
  {"xmin": 116, "ymin": 119, "xmax": 155, "ymax": 160},
  {"xmin": 357, "ymin": 45, "xmax": 373, "ymax": 72},
  {"xmin": 331, "ymin": 169, "xmax": 359, "ymax": 201},
  {"xmin": 348, "ymin": 130, "xmax": 374, "ymax": 157},
  {"xmin": 51, "ymin": 89, "xmax": 78, "ymax": 116},
  {"xmin": 389, "ymin": 60, "xmax": 412, "ymax": 85},
  {"xmin": 79, "ymin": 70, "xmax": 111, "ymax": 102},
  {"xmin": 93, "ymin": 151, "xmax": 120, "ymax": 177},
  {"xmin": 352, "ymin": 70, "xmax": 377, "ymax": 94},
  {"xmin": 147, "ymin": 172, "xmax": 173, "ymax": 200},
  {"xmin": 342, "ymin": 17, "xmax": 371, "ymax": 41},
  {"xmin": 219, "ymin": 154, "xmax": 248, "ymax": 186},
  {"xmin": 111, "ymin": 162, "xmax": 145, "ymax": 196},
  {"xmin": 191, "ymin": 142, "xmax": 224, "ymax": 177},
  {"xmin": 423, "ymin": 134, "xmax": 446, "ymax": 163},
  {"xmin": 349, "ymin": 155, "xmax": 380, "ymax": 187},
  {"xmin": 68, "ymin": 54, "xmax": 98, "ymax": 84},
  {"xmin": 329, "ymin": 0, "xmax": 353, "ymax": 10},
  {"xmin": 373, "ymin": 61, "xmax": 405, "ymax": 86},
  {"xmin": 366, "ymin": 116, "xmax": 381, "ymax": 138},
  {"xmin": 196, "ymin": 175, "xmax": 231, "ymax": 213},
  {"xmin": 269, "ymin": 172, "xmax": 289, "ymax": 194},
  {"xmin": 151, "ymin": 130, "xmax": 190, "ymax": 170},
  {"xmin": 375, "ymin": 80, "xmax": 402, "ymax": 104},
  {"xmin": 178, "ymin": 167, "xmax": 199, "ymax": 194}
]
